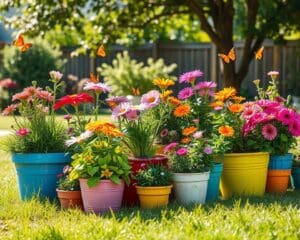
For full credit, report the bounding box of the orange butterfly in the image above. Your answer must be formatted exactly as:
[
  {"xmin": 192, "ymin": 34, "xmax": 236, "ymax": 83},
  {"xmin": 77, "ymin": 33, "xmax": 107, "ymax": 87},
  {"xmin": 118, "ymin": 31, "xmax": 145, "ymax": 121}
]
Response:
[
  {"xmin": 13, "ymin": 34, "xmax": 32, "ymax": 52},
  {"xmin": 218, "ymin": 47, "xmax": 236, "ymax": 64},
  {"xmin": 96, "ymin": 44, "xmax": 106, "ymax": 57},
  {"xmin": 255, "ymin": 46, "xmax": 264, "ymax": 60},
  {"xmin": 131, "ymin": 87, "xmax": 140, "ymax": 96},
  {"xmin": 89, "ymin": 73, "xmax": 99, "ymax": 83}
]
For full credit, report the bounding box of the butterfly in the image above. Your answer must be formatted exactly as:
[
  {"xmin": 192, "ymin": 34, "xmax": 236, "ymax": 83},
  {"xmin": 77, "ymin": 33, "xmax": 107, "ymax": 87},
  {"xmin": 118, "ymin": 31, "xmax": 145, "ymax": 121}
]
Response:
[
  {"xmin": 13, "ymin": 34, "xmax": 33, "ymax": 52},
  {"xmin": 89, "ymin": 73, "xmax": 99, "ymax": 83},
  {"xmin": 218, "ymin": 47, "xmax": 235, "ymax": 64},
  {"xmin": 255, "ymin": 46, "xmax": 264, "ymax": 60},
  {"xmin": 96, "ymin": 44, "xmax": 106, "ymax": 57},
  {"xmin": 131, "ymin": 87, "xmax": 140, "ymax": 96}
]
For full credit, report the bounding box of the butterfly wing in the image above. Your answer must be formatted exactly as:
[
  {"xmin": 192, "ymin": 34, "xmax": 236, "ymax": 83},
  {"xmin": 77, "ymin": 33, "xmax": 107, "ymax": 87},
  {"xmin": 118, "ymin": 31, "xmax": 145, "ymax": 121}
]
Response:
[
  {"xmin": 218, "ymin": 53, "xmax": 230, "ymax": 64},
  {"xmin": 132, "ymin": 87, "xmax": 140, "ymax": 96},
  {"xmin": 96, "ymin": 45, "xmax": 106, "ymax": 57},
  {"xmin": 89, "ymin": 73, "xmax": 99, "ymax": 83},
  {"xmin": 20, "ymin": 43, "xmax": 33, "ymax": 52},
  {"xmin": 13, "ymin": 34, "xmax": 25, "ymax": 47},
  {"xmin": 228, "ymin": 47, "xmax": 236, "ymax": 61},
  {"xmin": 255, "ymin": 46, "xmax": 264, "ymax": 60}
]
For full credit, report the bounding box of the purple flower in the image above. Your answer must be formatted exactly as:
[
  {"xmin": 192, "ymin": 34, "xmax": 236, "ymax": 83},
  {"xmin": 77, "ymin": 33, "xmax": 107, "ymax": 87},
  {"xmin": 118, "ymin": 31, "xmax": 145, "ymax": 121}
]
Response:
[
  {"xmin": 176, "ymin": 147, "xmax": 188, "ymax": 156},
  {"xmin": 83, "ymin": 82, "xmax": 111, "ymax": 93},
  {"xmin": 163, "ymin": 142, "xmax": 178, "ymax": 153},
  {"xmin": 160, "ymin": 128, "xmax": 169, "ymax": 138},
  {"xmin": 179, "ymin": 70, "xmax": 203, "ymax": 84},
  {"xmin": 140, "ymin": 90, "xmax": 160, "ymax": 109},
  {"xmin": 178, "ymin": 87, "xmax": 194, "ymax": 100},
  {"xmin": 125, "ymin": 109, "xmax": 140, "ymax": 121},
  {"xmin": 112, "ymin": 102, "xmax": 132, "ymax": 118},
  {"xmin": 203, "ymin": 146, "xmax": 213, "ymax": 155}
]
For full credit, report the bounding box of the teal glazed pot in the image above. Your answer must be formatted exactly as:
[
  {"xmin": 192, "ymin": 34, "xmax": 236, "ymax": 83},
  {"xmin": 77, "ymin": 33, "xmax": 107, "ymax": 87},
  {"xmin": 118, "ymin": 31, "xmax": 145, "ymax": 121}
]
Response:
[
  {"xmin": 268, "ymin": 154, "xmax": 293, "ymax": 170},
  {"xmin": 206, "ymin": 162, "xmax": 223, "ymax": 202},
  {"xmin": 292, "ymin": 167, "xmax": 300, "ymax": 190}
]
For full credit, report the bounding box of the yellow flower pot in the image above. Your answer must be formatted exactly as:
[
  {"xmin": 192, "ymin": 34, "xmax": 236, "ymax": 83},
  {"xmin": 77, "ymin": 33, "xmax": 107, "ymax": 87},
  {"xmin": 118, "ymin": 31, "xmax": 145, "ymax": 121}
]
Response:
[
  {"xmin": 220, "ymin": 152, "xmax": 269, "ymax": 199},
  {"xmin": 136, "ymin": 185, "xmax": 172, "ymax": 208}
]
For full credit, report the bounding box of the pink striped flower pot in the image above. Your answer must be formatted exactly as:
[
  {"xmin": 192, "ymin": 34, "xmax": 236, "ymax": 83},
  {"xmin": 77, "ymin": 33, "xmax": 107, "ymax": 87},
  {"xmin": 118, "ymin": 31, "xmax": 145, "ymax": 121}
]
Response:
[{"xmin": 79, "ymin": 179, "xmax": 124, "ymax": 214}]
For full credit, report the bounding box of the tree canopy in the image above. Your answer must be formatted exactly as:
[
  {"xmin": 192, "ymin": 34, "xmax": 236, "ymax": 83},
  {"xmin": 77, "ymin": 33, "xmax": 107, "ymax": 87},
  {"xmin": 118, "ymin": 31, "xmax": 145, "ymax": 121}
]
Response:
[{"xmin": 1, "ymin": 0, "xmax": 300, "ymax": 90}]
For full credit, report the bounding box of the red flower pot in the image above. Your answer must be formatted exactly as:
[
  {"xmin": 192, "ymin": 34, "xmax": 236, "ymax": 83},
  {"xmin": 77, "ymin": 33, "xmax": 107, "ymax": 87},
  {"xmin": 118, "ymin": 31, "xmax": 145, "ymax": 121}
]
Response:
[{"xmin": 123, "ymin": 154, "xmax": 168, "ymax": 206}]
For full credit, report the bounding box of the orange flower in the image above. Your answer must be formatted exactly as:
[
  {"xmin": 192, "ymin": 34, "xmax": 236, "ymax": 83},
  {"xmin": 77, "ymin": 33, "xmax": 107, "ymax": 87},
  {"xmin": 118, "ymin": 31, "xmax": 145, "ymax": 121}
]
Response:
[
  {"xmin": 232, "ymin": 96, "xmax": 246, "ymax": 103},
  {"xmin": 218, "ymin": 126, "xmax": 234, "ymax": 137},
  {"xmin": 228, "ymin": 103, "xmax": 244, "ymax": 113},
  {"xmin": 161, "ymin": 90, "xmax": 173, "ymax": 101},
  {"xmin": 153, "ymin": 78, "xmax": 175, "ymax": 89},
  {"xmin": 215, "ymin": 87, "xmax": 237, "ymax": 102},
  {"xmin": 210, "ymin": 101, "xmax": 224, "ymax": 109},
  {"xmin": 174, "ymin": 104, "xmax": 191, "ymax": 117},
  {"xmin": 86, "ymin": 121, "xmax": 124, "ymax": 137},
  {"xmin": 168, "ymin": 96, "xmax": 182, "ymax": 106},
  {"xmin": 101, "ymin": 168, "xmax": 113, "ymax": 178},
  {"xmin": 182, "ymin": 126, "xmax": 197, "ymax": 136},
  {"xmin": 181, "ymin": 137, "xmax": 191, "ymax": 144}
]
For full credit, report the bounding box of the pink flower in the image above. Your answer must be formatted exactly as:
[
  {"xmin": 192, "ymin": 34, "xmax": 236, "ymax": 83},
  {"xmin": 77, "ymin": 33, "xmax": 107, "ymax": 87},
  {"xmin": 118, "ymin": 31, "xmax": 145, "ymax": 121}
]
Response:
[
  {"xmin": 125, "ymin": 109, "xmax": 140, "ymax": 121},
  {"xmin": 64, "ymin": 114, "xmax": 72, "ymax": 121},
  {"xmin": 194, "ymin": 81, "xmax": 216, "ymax": 90},
  {"xmin": 289, "ymin": 119, "xmax": 300, "ymax": 137},
  {"xmin": 160, "ymin": 128, "xmax": 169, "ymax": 138},
  {"xmin": 267, "ymin": 71, "xmax": 279, "ymax": 77},
  {"xmin": 241, "ymin": 104, "xmax": 261, "ymax": 120},
  {"xmin": 112, "ymin": 102, "xmax": 132, "ymax": 118},
  {"xmin": 203, "ymin": 146, "xmax": 213, "ymax": 154},
  {"xmin": 192, "ymin": 131, "xmax": 203, "ymax": 139},
  {"xmin": 163, "ymin": 142, "xmax": 178, "ymax": 153},
  {"xmin": 16, "ymin": 128, "xmax": 30, "ymax": 137},
  {"xmin": 63, "ymin": 165, "xmax": 72, "ymax": 174},
  {"xmin": 65, "ymin": 130, "xmax": 93, "ymax": 147},
  {"xmin": 49, "ymin": 70, "xmax": 63, "ymax": 82},
  {"xmin": 83, "ymin": 82, "xmax": 111, "ymax": 93},
  {"xmin": 274, "ymin": 96, "xmax": 286, "ymax": 103},
  {"xmin": 0, "ymin": 78, "xmax": 18, "ymax": 89},
  {"xmin": 36, "ymin": 90, "xmax": 54, "ymax": 102},
  {"xmin": 12, "ymin": 91, "xmax": 31, "ymax": 102},
  {"xmin": 179, "ymin": 70, "xmax": 203, "ymax": 83},
  {"xmin": 178, "ymin": 87, "xmax": 194, "ymax": 100},
  {"xmin": 2, "ymin": 104, "xmax": 18, "ymax": 116},
  {"xmin": 262, "ymin": 123, "xmax": 277, "ymax": 141},
  {"xmin": 140, "ymin": 90, "xmax": 160, "ymax": 109},
  {"xmin": 176, "ymin": 147, "xmax": 188, "ymax": 156},
  {"xmin": 277, "ymin": 108, "xmax": 295, "ymax": 125}
]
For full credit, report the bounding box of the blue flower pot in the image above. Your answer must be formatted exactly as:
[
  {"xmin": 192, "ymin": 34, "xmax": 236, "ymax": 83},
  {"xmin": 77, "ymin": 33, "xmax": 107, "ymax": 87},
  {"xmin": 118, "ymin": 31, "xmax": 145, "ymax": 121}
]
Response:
[
  {"xmin": 12, "ymin": 153, "xmax": 71, "ymax": 201},
  {"xmin": 268, "ymin": 154, "xmax": 293, "ymax": 170},
  {"xmin": 292, "ymin": 167, "xmax": 300, "ymax": 190},
  {"xmin": 206, "ymin": 162, "xmax": 223, "ymax": 202}
]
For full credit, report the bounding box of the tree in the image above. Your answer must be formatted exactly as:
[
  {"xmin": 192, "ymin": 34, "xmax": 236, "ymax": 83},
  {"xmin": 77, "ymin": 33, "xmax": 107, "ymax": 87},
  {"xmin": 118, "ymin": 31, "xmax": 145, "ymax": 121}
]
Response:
[{"xmin": 1, "ymin": 0, "xmax": 300, "ymax": 91}]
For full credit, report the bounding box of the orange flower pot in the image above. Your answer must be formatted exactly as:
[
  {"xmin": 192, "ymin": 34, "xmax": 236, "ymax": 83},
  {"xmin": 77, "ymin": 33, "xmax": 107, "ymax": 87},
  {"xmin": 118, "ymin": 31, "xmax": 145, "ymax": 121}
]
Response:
[
  {"xmin": 266, "ymin": 169, "xmax": 291, "ymax": 194},
  {"xmin": 56, "ymin": 189, "xmax": 83, "ymax": 210}
]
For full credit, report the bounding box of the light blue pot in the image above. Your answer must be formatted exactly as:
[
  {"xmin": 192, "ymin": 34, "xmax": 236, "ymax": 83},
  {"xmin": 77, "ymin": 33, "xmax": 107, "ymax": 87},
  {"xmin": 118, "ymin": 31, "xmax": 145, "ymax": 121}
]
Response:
[
  {"xmin": 292, "ymin": 167, "xmax": 300, "ymax": 190},
  {"xmin": 12, "ymin": 153, "xmax": 71, "ymax": 201},
  {"xmin": 268, "ymin": 154, "xmax": 293, "ymax": 170},
  {"xmin": 206, "ymin": 162, "xmax": 223, "ymax": 202}
]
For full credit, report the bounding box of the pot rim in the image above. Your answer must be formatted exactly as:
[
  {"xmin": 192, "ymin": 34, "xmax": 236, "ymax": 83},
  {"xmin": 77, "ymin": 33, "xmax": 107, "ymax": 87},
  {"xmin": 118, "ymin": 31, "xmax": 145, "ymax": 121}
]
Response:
[
  {"xmin": 135, "ymin": 185, "xmax": 173, "ymax": 190},
  {"xmin": 56, "ymin": 189, "xmax": 81, "ymax": 193},
  {"xmin": 79, "ymin": 178, "xmax": 124, "ymax": 183},
  {"xmin": 172, "ymin": 171, "xmax": 210, "ymax": 175},
  {"xmin": 128, "ymin": 154, "xmax": 168, "ymax": 161},
  {"xmin": 224, "ymin": 152, "xmax": 269, "ymax": 157}
]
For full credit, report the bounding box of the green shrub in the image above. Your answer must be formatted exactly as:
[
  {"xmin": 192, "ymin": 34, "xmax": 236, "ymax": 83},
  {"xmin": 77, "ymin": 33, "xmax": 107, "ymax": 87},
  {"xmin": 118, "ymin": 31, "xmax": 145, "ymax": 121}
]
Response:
[
  {"xmin": 0, "ymin": 38, "xmax": 65, "ymax": 90},
  {"xmin": 98, "ymin": 51, "xmax": 177, "ymax": 96}
]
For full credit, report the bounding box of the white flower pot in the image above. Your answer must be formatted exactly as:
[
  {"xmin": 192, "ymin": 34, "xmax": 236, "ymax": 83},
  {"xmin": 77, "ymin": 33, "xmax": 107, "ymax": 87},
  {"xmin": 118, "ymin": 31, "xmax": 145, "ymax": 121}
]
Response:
[{"xmin": 172, "ymin": 172, "xmax": 210, "ymax": 205}]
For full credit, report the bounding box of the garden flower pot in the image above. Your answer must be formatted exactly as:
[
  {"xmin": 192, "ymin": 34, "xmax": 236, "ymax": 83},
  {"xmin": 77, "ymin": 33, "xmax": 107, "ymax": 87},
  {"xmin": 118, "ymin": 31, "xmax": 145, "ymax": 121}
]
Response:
[
  {"xmin": 206, "ymin": 162, "xmax": 223, "ymax": 202},
  {"xmin": 172, "ymin": 172, "xmax": 209, "ymax": 205},
  {"xmin": 220, "ymin": 152, "xmax": 269, "ymax": 199},
  {"xmin": 136, "ymin": 185, "xmax": 172, "ymax": 208},
  {"xmin": 123, "ymin": 155, "xmax": 168, "ymax": 206},
  {"xmin": 12, "ymin": 153, "xmax": 71, "ymax": 201},
  {"xmin": 56, "ymin": 189, "xmax": 83, "ymax": 210},
  {"xmin": 80, "ymin": 179, "xmax": 124, "ymax": 214},
  {"xmin": 292, "ymin": 167, "xmax": 300, "ymax": 190},
  {"xmin": 266, "ymin": 169, "xmax": 291, "ymax": 194},
  {"xmin": 268, "ymin": 154, "xmax": 293, "ymax": 170}
]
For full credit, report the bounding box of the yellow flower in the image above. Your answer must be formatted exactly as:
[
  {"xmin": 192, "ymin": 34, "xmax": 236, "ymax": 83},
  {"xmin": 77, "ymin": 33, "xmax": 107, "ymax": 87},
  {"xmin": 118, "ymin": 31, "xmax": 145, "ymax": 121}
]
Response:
[
  {"xmin": 86, "ymin": 121, "xmax": 124, "ymax": 137},
  {"xmin": 232, "ymin": 96, "xmax": 246, "ymax": 103},
  {"xmin": 115, "ymin": 146, "xmax": 122, "ymax": 153},
  {"xmin": 153, "ymin": 78, "xmax": 175, "ymax": 89},
  {"xmin": 161, "ymin": 90, "xmax": 173, "ymax": 101},
  {"xmin": 228, "ymin": 103, "xmax": 244, "ymax": 113},
  {"xmin": 101, "ymin": 168, "xmax": 113, "ymax": 178},
  {"xmin": 215, "ymin": 87, "xmax": 237, "ymax": 102},
  {"xmin": 85, "ymin": 154, "xmax": 94, "ymax": 162}
]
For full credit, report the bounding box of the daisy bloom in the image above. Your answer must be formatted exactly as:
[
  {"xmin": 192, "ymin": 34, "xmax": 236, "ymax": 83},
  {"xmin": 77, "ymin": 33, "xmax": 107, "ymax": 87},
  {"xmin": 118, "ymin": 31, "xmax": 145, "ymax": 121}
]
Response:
[
  {"xmin": 178, "ymin": 87, "xmax": 194, "ymax": 100},
  {"xmin": 36, "ymin": 90, "xmax": 54, "ymax": 102},
  {"xmin": 63, "ymin": 114, "xmax": 72, "ymax": 121},
  {"xmin": 203, "ymin": 146, "xmax": 213, "ymax": 155},
  {"xmin": 153, "ymin": 78, "xmax": 175, "ymax": 89},
  {"xmin": 163, "ymin": 142, "xmax": 179, "ymax": 153},
  {"xmin": 214, "ymin": 87, "xmax": 237, "ymax": 102},
  {"xmin": 160, "ymin": 128, "xmax": 169, "ymax": 138},
  {"xmin": 194, "ymin": 81, "xmax": 216, "ymax": 90},
  {"xmin": 49, "ymin": 70, "xmax": 63, "ymax": 82},
  {"xmin": 12, "ymin": 91, "xmax": 31, "ymax": 102},
  {"xmin": 101, "ymin": 168, "xmax": 113, "ymax": 178},
  {"xmin": 289, "ymin": 119, "xmax": 300, "ymax": 137},
  {"xmin": 83, "ymin": 82, "xmax": 111, "ymax": 93},
  {"xmin": 2, "ymin": 104, "xmax": 18, "ymax": 116},
  {"xmin": 161, "ymin": 90, "xmax": 173, "ymax": 101},
  {"xmin": 16, "ymin": 128, "xmax": 30, "ymax": 137},
  {"xmin": 0, "ymin": 78, "xmax": 18, "ymax": 89},
  {"xmin": 140, "ymin": 90, "xmax": 160, "ymax": 109},
  {"xmin": 210, "ymin": 101, "xmax": 224, "ymax": 110},
  {"xmin": 65, "ymin": 130, "xmax": 93, "ymax": 147},
  {"xmin": 193, "ymin": 131, "xmax": 203, "ymax": 139},
  {"xmin": 54, "ymin": 93, "xmax": 94, "ymax": 110},
  {"xmin": 106, "ymin": 96, "xmax": 129, "ymax": 110},
  {"xmin": 277, "ymin": 108, "xmax": 295, "ymax": 125},
  {"xmin": 174, "ymin": 104, "xmax": 191, "ymax": 117},
  {"xmin": 228, "ymin": 103, "xmax": 244, "ymax": 113},
  {"xmin": 181, "ymin": 137, "xmax": 191, "ymax": 144},
  {"xmin": 112, "ymin": 102, "xmax": 132, "ymax": 118},
  {"xmin": 179, "ymin": 70, "xmax": 203, "ymax": 84},
  {"xmin": 262, "ymin": 123, "xmax": 277, "ymax": 140},
  {"xmin": 182, "ymin": 126, "xmax": 198, "ymax": 136},
  {"xmin": 168, "ymin": 96, "xmax": 182, "ymax": 106},
  {"xmin": 86, "ymin": 121, "xmax": 124, "ymax": 137},
  {"xmin": 176, "ymin": 147, "xmax": 188, "ymax": 156},
  {"xmin": 267, "ymin": 71, "xmax": 279, "ymax": 78},
  {"xmin": 232, "ymin": 96, "xmax": 246, "ymax": 103},
  {"xmin": 218, "ymin": 126, "xmax": 234, "ymax": 137},
  {"xmin": 125, "ymin": 109, "xmax": 140, "ymax": 121}
]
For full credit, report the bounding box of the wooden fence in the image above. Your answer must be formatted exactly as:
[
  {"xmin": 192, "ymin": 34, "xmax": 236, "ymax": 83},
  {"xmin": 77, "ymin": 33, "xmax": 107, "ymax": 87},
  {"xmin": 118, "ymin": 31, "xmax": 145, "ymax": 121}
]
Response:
[{"xmin": 61, "ymin": 40, "xmax": 300, "ymax": 96}]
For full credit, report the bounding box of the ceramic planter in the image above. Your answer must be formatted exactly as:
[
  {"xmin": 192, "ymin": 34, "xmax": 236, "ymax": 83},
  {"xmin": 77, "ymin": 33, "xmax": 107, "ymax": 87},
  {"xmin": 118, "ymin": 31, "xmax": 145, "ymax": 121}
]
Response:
[
  {"xmin": 79, "ymin": 179, "xmax": 124, "ymax": 214},
  {"xmin": 123, "ymin": 154, "xmax": 168, "ymax": 206},
  {"xmin": 56, "ymin": 189, "xmax": 83, "ymax": 210},
  {"xmin": 266, "ymin": 169, "xmax": 291, "ymax": 194},
  {"xmin": 292, "ymin": 167, "xmax": 300, "ymax": 190},
  {"xmin": 136, "ymin": 185, "xmax": 172, "ymax": 208},
  {"xmin": 268, "ymin": 154, "xmax": 293, "ymax": 170},
  {"xmin": 206, "ymin": 162, "xmax": 223, "ymax": 202},
  {"xmin": 220, "ymin": 152, "xmax": 269, "ymax": 199},
  {"xmin": 172, "ymin": 172, "xmax": 209, "ymax": 205},
  {"xmin": 12, "ymin": 153, "xmax": 71, "ymax": 201}
]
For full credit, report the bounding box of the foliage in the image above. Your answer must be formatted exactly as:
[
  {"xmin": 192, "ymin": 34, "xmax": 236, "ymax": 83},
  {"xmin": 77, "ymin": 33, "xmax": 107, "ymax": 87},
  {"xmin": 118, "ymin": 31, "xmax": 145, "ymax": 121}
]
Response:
[
  {"xmin": 135, "ymin": 165, "xmax": 172, "ymax": 187},
  {"xmin": 0, "ymin": 38, "xmax": 65, "ymax": 91},
  {"xmin": 99, "ymin": 51, "xmax": 177, "ymax": 96},
  {"xmin": 57, "ymin": 165, "xmax": 80, "ymax": 191}
]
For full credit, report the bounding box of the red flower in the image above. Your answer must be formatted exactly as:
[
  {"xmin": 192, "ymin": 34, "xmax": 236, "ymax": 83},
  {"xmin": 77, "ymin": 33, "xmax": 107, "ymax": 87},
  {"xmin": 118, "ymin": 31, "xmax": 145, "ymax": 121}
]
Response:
[{"xmin": 54, "ymin": 93, "xmax": 94, "ymax": 110}]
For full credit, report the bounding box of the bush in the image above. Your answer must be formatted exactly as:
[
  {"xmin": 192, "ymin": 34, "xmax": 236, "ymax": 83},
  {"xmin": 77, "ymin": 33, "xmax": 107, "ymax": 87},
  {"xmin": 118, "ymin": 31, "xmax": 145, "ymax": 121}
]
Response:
[
  {"xmin": 0, "ymin": 38, "xmax": 65, "ymax": 90},
  {"xmin": 98, "ymin": 51, "xmax": 177, "ymax": 96}
]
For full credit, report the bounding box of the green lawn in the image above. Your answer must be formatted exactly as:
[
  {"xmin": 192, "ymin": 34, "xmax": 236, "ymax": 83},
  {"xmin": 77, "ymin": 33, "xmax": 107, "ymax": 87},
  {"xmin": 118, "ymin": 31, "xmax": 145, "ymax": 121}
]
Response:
[{"xmin": 1, "ymin": 156, "xmax": 300, "ymax": 239}]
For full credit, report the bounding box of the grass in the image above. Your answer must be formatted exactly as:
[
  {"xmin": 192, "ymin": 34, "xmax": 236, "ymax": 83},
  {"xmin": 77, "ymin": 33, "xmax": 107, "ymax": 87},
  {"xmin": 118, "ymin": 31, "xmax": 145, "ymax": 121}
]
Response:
[{"xmin": 1, "ymin": 155, "xmax": 300, "ymax": 239}]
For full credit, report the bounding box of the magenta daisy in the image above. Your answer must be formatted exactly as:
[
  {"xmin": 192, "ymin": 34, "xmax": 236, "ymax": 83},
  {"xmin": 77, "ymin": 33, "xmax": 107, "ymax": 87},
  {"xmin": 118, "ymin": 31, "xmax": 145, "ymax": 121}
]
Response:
[
  {"xmin": 125, "ymin": 109, "xmax": 140, "ymax": 121},
  {"xmin": 112, "ymin": 102, "xmax": 132, "ymax": 118},
  {"xmin": 178, "ymin": 87, "xmax": 194, "ymax": 100},
  {"xmin": 16, "ymin": 128, "xmax": 30, "ymax": 137},
  {"xmin": 288, "ymin": 119, "xmax": 300, "ymax": 137},
  {"xmin": 277, "ymin": 108, "xmax": 295, "ymax": 125},
  {"xmin": 140, "ymin": 90, "xmax": 160, "ymax": 109},
  {"xmin": 194, "ymin": 81, "xmax": 216, "ymax": 90},
  {"xmin": 176, "ymin": 147, "xmax": 188, "ymax": 156},
  {"xmin": 179, "ymin": 70, "xmax": 203, "ymax": 84},
  {"xmin": 83, "ymin": 82, "xmax": 111, "ymax": 93},
  {"xmin": 262, "ymin": 123, "xmax": 277, "ymax": 141},
  {"xmin": 163, "ymin": 142, "xmax": 179, "ymax": 153}
]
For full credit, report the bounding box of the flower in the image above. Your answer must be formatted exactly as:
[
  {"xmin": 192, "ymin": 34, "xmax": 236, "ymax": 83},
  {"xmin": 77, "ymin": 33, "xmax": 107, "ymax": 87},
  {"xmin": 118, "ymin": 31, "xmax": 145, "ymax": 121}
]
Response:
[
  {"xmin": 0, "ymin": 78, "xmax": 18, "ymax": 89},
  {"xmin": 101, "ymin": 168, "xmax": 113, "ymax": 178},
  {"xmin": 112, "ymin": 102, "xmax": 132, "ymax": 118},
  {"xmin": 65, "ymin": 130, "xmax": 93, "ymax": 147},
  {"xmin": 194, "ymin": 81, "xmax": 216, "ymax": 90},
  {"xmin": 267, "ymin": 71, "xmax": 279, "ymax": 77},
  {"xmin": 176, "ymin": 147, "xmax": 188, "ymax": 156},
  {"xmin": 192, "ymin": 131, "xmax": 203, "ymax": 139},
  {"xmin": 12, "ymin": 91, "xmax": 31, "ymax": 102},
  {"xmin": 174, "ymin": 104, "xmax": 191, "ymax": 117},
  {"xmin": 179, "ymin": 70, "xmax": 203, "ymax": 83},
  {"xmin": 228, "ymin": 103, "xmax": 244, "ymax": 113},
  {"xmin": 54, "ymin": 93, "xmax": 94, "ymax": 110},
  {"xmin": 83, "ymin": 82, "xmax": 111, "ymax": 93},
  {"xmin": 288, "ymin": 120, "xmax": 300, "ymax": 137},
  {"xmin": 2, "ymin": 104, "xmax": 18, "ymax": 116},
  {"xmin": 106, "ymin": 96, "xmax": 129, "ymax": 110},
  {"xmin": 160, "ymin": 128, "xmax": 169, "ymax": 138},
  {"xmin": 182, "ymin": 126, "xmax": 198, "ymax": 136},
  {"xmin": 214, "ymin": 87, "xmax": 237, "ymax": 102},
  {"xmin": 218, "ymin": 126, "xmax": 234, "ymax": 137},
  {"xmin": 232, "ymin": 96, "xmax": 246, "ymax": 103},
  {"xmin": 153, "ymin": 78, "xmax": 175, "ymax": 89},
  {"xmin": 49, "ymin": 70, "xmax": 63, "ymax": 82},
  {"xmin": 161, "ymin": 90, "xmax": 173, "ymax": 101},
  {"xmin": 16, "ymin": 128, "xmax": 30, "ymax": 137},
  {"xmin": 163, "ymin": 142, "xmax": 178, "ymax": 153},
  {"xmin": 125, "ymin": 109, "xmax": 140, "ymax": 121},
  {"xmin": 181, "ymin": 137, "xmax": 191, "ymax": 144},
  {"xmin": 36, "ymin": 90, "xmax": 54, "ymax": 102},
  {"xmin": 262, "ymin": 123, "xmax": 277, "ymax": 140},
  {"xmin": 277, "ymin": 108, "xmax": 295, "ymax": 125},
  {"xmin": 203, "ymin": 146, "xmax": 213, "ymax": 154},
  {"xmin": 178, "ymin": 87, "xmax": 194, "ymax": 100},
  {"xmin": 85, "ymin": 121, "xmax": 124, "ymax": 137},
  {"xmin": 64, "ymin": 114, "xmax": 72, "ymax": 121},
  {"xmin": 168, "ymin": 96, "xmax": 182, "ymax": 106},
  {"xmin": 140, "ymin": 90, "xmax": 160, "ymax": 109}
]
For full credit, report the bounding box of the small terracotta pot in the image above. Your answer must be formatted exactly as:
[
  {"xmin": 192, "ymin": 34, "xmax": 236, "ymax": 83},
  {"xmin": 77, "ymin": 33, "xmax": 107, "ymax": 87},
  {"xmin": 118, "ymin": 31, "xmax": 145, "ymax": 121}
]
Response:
[
  {"xmin": 56, "ymin": 189, "xmax": 83, "ymax": 210},
  {"xmin": 266, "ymin": 169, "xmax": 291, "ymax": 194}
]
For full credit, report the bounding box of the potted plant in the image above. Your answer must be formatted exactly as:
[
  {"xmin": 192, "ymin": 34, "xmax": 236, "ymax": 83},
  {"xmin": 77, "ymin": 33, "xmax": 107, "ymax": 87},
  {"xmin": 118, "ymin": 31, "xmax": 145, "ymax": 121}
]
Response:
[
  {"xmin": 56, "ymin": 165, "xmax": 83, "ymax": 210},
  {"xmin": 135, "ymin": 165, "xmax": 172, "ymax": 208},
  {"xmin": 1, "ymin": 71, "xmax": 70, "ymax": 201}
]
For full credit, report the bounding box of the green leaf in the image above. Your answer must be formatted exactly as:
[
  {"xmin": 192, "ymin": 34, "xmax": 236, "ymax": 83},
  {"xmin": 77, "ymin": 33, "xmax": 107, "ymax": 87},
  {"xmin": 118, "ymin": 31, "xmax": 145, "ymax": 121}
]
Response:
[
  {"xmin": 280, "ymin": 134, "xmax": 288, "ymax": 142},
  {"xmin": 87, "ymin": 166, "xmax": 99, "ymax": 176},
  {"xmin": 87, "ymin": 177, "xmax": 100, "ymax": 188},
  {"xmin": 110, "ymin": 175, "xmax": 121, "ymax": 185}
]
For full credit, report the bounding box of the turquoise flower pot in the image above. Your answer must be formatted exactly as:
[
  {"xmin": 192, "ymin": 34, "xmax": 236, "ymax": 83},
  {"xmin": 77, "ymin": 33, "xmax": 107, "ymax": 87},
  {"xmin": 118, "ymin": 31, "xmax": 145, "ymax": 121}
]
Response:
[
  {"xmin": 268, "ymin": 154, "xmax": 293, "ymax": 170},
  {"xmin": 292, "ymin": 167, "xmax": 300, "ymax": 190},
  {"xmin": 12, "ymin": 153, "xmax": 71, "ymax": 201},
  {"xmin": 206, "ymin": 162, "xmax": 223, "ymax": 202}
]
